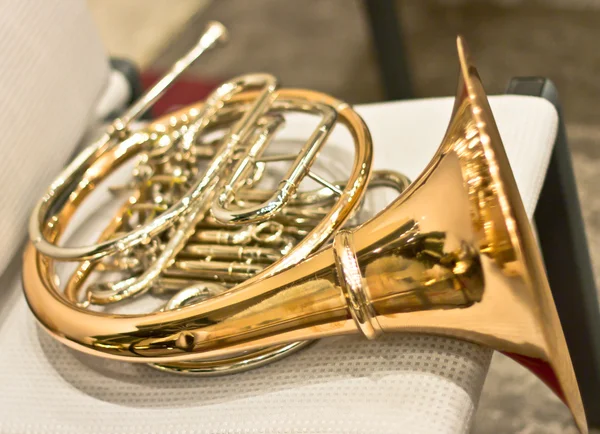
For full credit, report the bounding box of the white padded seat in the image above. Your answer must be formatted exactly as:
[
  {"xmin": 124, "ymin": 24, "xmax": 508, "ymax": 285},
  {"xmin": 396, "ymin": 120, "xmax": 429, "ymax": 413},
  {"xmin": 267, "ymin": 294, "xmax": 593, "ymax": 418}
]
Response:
[{"xmin": 0, "ymin": 92, "xmax": 558, "ymax": 433}]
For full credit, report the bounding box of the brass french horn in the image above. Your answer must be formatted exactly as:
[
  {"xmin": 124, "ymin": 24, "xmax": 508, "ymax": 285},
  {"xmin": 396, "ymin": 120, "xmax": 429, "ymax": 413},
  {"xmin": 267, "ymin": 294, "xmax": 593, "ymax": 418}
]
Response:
[
  {"xmin": 22, "ymin": 25, "xmax": 587, "ymax": 432},
  {"xmin": 25, "ymin": 21, "xmax": 411, "ymax": 375}
]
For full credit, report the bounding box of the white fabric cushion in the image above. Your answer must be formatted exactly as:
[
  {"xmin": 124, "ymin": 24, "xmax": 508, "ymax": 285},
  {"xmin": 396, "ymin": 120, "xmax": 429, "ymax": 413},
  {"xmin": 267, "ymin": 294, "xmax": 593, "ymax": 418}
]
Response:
[
  {"xmin": 0, "ymin": 0, "xmax": 108, "ymax": 277},
  {"xmin": 0, "ymin": 95, "xmax": 557, "ymax": 433}
]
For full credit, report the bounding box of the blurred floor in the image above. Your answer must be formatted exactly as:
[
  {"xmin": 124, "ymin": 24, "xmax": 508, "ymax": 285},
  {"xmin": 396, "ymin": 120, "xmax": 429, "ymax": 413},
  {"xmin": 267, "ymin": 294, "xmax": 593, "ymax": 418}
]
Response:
[{"xmin": 89, "ymin": 1, "xmax": 600, "ymax": 432}]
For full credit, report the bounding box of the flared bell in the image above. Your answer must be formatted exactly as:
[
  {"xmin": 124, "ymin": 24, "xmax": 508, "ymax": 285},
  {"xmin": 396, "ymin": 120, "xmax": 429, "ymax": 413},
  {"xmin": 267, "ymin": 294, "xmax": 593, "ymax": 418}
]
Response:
[
  {"xmin": 22, "ymin": 36, "xmax": 586, "ymax": 432},
  {"xmin": 331, "ymin": 37, "xmax": 586, "ymax": 431}
]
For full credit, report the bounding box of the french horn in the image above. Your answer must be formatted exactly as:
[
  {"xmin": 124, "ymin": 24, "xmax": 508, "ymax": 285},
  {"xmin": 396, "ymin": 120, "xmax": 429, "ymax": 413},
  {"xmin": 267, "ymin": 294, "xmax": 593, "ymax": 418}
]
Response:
[{"xmin": 22, "ymin": 22, "xmax": 587, "ymax": 433}]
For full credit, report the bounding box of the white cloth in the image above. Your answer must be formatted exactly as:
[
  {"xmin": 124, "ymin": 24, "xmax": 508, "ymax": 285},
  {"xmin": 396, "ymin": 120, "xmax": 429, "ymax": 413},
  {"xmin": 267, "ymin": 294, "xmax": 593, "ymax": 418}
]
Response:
[
  {"xmin": 0, "ymin": 0, "xmax": 109, "ymax": 277},
  {"xmin": 0, "ymin": 95, "xmax": 558, "ymax": 433}
]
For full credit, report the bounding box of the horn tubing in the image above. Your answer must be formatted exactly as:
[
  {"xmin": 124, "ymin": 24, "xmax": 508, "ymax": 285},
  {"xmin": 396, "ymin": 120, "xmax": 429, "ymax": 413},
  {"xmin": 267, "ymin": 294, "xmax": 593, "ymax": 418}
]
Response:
[
  {"xmin": 28, "ymin": 21, "xmax": 228, "ymax": 261},
  {"xmin": 23, "ymin": 88, "xmax": 373, "ymax": 359}
]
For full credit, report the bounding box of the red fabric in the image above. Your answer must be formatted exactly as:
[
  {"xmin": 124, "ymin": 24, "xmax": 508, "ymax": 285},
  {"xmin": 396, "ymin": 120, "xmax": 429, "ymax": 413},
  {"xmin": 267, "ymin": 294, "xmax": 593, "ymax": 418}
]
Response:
[
  {"xmin": 141, "ymin": 72, "xmax": 220, "ymax": 117},
  {"xmin": 504, "ymin": 352, "xmax": 566, "ymax": 403}
]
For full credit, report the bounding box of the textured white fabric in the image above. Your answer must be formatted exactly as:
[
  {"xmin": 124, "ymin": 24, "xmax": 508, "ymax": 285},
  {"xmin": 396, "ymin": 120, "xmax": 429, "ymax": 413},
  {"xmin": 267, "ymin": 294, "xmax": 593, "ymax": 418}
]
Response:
[
  {"xmin": 0, "ymin": 0, "xmax": 109, "ymax": 277},
  {"xmin": 0, "ymin": 95, "xmax": 558, "ymax": 434}
]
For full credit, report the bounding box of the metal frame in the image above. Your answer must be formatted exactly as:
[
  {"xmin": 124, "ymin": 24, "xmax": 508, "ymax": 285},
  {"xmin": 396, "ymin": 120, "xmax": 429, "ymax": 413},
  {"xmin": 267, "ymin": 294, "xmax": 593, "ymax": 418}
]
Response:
[
  {"xmin": 110, "ymin": 58, "xmax": 143, "ymax": 107},
  {"xmin": 362, "ymin": 0, "xmax": 412, "ymax": 100}
]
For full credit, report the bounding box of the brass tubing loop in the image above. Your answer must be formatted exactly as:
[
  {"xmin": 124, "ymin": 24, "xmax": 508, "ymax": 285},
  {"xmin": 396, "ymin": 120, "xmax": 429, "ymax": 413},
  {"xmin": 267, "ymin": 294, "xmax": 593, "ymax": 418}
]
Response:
[{"xmin": 22, "ymin": 28, "xmax": 587, "ymax": 433}]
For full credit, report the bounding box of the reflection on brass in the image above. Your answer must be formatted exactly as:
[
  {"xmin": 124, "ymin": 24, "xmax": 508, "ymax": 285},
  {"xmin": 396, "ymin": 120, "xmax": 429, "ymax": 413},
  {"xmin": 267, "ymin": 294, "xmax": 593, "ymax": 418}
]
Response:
[
  {"xmin": 22, "ymin": 31, "xmax": 587, "ymax": 432},
  {"xmin": 361, "ymin": 221, "xmax": 483, "ymax": 315},
  {"xmin": 23, "ymin": 22, "xmax": 412, "ymax": 376}
]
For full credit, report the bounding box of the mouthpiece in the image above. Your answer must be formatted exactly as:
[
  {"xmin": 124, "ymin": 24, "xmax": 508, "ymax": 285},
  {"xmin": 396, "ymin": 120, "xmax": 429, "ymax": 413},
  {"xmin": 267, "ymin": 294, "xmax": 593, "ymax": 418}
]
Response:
[{"xmin": 199, "ymin": 21, "xmax": 229, "ymax": 48}]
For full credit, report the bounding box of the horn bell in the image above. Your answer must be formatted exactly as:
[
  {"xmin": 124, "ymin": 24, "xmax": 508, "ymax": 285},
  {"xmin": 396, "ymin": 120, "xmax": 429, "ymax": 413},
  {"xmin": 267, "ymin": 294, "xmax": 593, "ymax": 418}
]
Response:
[
  {"xmin": 342, "ymin": 37, "xmax": 587, "ymax": 432},
  {"xmin": 336, "ymin": 36, "xmax": 586, "ymax": 431},
  {"xmin": 22, "ymin": 36, "xmax": 586, "ymax": 432}
]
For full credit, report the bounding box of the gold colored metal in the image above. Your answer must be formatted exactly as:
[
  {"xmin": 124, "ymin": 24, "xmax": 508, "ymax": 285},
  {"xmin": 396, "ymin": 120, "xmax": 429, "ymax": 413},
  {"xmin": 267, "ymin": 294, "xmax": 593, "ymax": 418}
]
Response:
[
  {"xmin": 23, "ymin": 22, "xmax": 385, "ymax": 375},
  {"xmin": 22, "ymin": 36, "xmax": 587, "ymax": 432},
  {"xmin": 29, "ymin": 21, "xmax": 228, "ymax": 261},
  {"xmin": 49, "ymin": 83, "xmax": 377, "ymax": 372},
  {"xmin": 56, "ymin": 87, "xmax": 374, "ymax": 301}
]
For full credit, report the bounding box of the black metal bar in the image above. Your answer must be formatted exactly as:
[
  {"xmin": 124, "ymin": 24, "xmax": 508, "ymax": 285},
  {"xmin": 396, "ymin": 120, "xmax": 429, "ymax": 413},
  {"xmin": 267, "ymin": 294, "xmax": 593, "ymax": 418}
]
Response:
[
  {"xmin": 110, "ymin": 57, "xmax": 149, "ymax": 118},
  {"xmin": 507, "ymin": 77, "xmax": 600, "ymax": 428},
  {"xmin": 110, "ymin": 58, "xmax": 143, "ymax": 106},
  {"xmin": 362, "ymin": 0, "xmax": 412, "ymax": 100}
]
